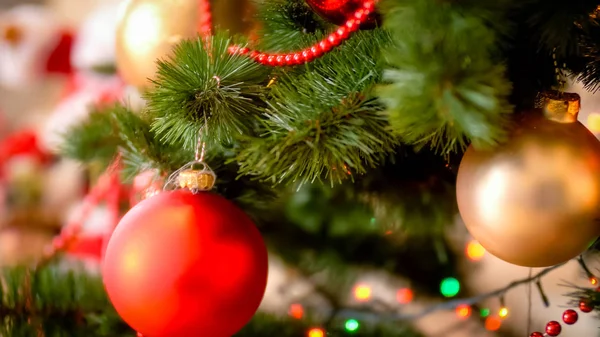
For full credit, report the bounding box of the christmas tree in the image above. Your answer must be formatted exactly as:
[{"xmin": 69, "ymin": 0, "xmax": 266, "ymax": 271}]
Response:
[{"xmin": 2, "ymin": 0, "xmax": 600, "ymax": 336}]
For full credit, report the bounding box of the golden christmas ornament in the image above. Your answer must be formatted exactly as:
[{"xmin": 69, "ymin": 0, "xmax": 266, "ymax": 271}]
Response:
[
  {"xmin": 115, "ymin": 0, "xmax": 256, "ymax": 88},
  {"xmin": 456, "ymin": 91, "xmax": 600, "ymax": 267}
]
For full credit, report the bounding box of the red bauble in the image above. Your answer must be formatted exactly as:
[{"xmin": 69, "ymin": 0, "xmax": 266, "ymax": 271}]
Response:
[
  {"xmin": 545, "ymin": 321, "xmax": 562, "ymax": 336},
  {"xmin": 102, "ymin": 190, "xmax": 269, "ymax": 337},
  {"xmin": 529, "ymin": 333, "xmax": 543, "ymax": 337},
  {"xmin": 305, "ymin": 0, "xmax": 379, "ymax": 28},
  {"xmin": 579, "ymin": 299, "xmax": 594, "ymax": 313},
  {"xmin": 562, "ymin": 309, "xmax": 578, "ymax": 325}
]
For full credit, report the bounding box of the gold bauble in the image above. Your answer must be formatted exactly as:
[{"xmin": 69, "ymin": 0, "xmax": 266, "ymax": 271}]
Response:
[
  {"xmin": 456, "ymin": 91, "xmax": 600, "ymax": 267},
  {"xmin": 116, "ymin": 0, "xmax": 256, "ymax": 88}
]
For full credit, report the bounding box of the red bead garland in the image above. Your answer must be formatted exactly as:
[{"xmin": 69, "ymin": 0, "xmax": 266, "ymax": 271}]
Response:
[
  {"xmin": 562, "ymin": 309, "xmax": 578, "ymax": 325},
  {"xmin": 229, "ymin": 0, "xmax": 377, "ymax": 66},
  {"xmin": 529, "ymin": 333, "xmax": 543, "ymax": 337},
  {"xmin": 545, "ymin": 321, "xmax": 561, "ymax": 336}
]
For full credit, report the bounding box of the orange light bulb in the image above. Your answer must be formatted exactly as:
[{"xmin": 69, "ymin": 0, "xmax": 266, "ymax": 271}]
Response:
[
  {"xmin": 466, "ymin": 240, "xmax": 486, "ymax": 261},
  {"xmin": 308, "ymin": 328, "xmax": 325, "ymax": 337},
  {"xmin": 485, "ymin": 316, "xmax": 502, "ymax": 331},
  {"xmin": 396, "ymin": 288, "xmax": 414, "ymax": 304},
  {"xmin": 354, "ymin": 284, "xmax": 372, "ymax": 302},
  {"xmin": 289, "ymin": 303, "xmax": 304, "ymax": 319},
  {"xmin": 456, "ymin": 304, "xmax": 472, "ymax": 319}
]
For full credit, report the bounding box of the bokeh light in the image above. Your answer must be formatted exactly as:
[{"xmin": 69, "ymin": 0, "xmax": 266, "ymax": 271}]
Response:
[
  {"xmin": 499, "ymin": 307, "xmax": 509, "ymax": 319},
  {"xmin": 465, "ymin": 240, "xmax": 486, "ymax": 261},
  {"xmin": 440, "ymin": 277, "xmax": 460, "ymax": 297},
  {"xmin": 480, "ymin": 308, "xmax": 490, "ymax": 317},
  {"xmin": 308, "ymin": 328, "xmax": 325, "ymax": 337},
  {"xmin": 289, "ymin": 303, "xmax": 304, "ymax": 319},
  {"xmin": 354, "ymin": 284, "xmax": 372, "ymax": 302},
  {"xmin": 587, "ymin": 113, "xmax": 600, "ymax": 133},
  {"xmin": 456, "ymin": 304, "xmax": 472, "ymax": 320},
  {"xmin": 396, "ymin": 288, "xmax": 414, "ymax": 304},
  {"xmin": 485, "ymin": 316, "xmax": 502, "ymax": 331},
  {"xmin": 345, "ymin": 319, "xmax": 360, "ymax": 332}
]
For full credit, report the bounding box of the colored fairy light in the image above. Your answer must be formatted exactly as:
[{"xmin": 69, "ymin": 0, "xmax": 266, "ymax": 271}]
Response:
[
  {"xmin": 396, "ymin": 288, "xmax": 414, "ymax": 304},
  {"xmin": 480, "ymin": 308, "xmax": 490, "ymax": 317},
  {"xmin": 354, "ymin": 284, "xmax": 372, "ymax": 302},
  {"xmin": 485, "ymin": 316, "xmax": 502, "ymax": 331},
  {"xmin": 440, "ymin": 278, "xmax": 460, "ymax": 298},
  {"xmin": 590, "ymin": 277, "xmax": 598, "ymax": 286},
  {"xmin": 456, "ymin": 304, "xmax": 472, "ymax": 319},
  {"xmin": 289, "ymin": 303, "xmax": 304, "ymax": 319},
  {"xmin": 499, "ymin": 307, "xmax": 509, "ymax": 319},
  {"xmin": 466, "ymin": 240, "xmax": 486, "ymax": 261},
  {"xmin": 308, "ymin": 328, "xmax": 325, "ymax": 337},
  {"xmin": 345, "ymin": 319, "xmax": 360, "ymax": 332}
]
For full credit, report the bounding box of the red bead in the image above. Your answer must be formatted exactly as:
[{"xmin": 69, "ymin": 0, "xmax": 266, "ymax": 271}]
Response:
[
  {"xmin": 239, "ymin": 47, "xmax": 250, "ymax": 55},
  {"xmin": 545, "ymin": 321, "xmax": 562, "ymax": 336},
  {"xmin": 256, "ymin": 53, "xmax": 267, "ymax": 63},
  {"xmin": 355, "ymin": 9, "xmax": 366, "ymax": 21},
  {"xmin": 302, "ymin": 50, "xmax": 313, "ymax": 62},
  {"xmin": 284, "ymin": 54, "xmax": 293, "ymax": 65},
  {"xmin": 228, "ymin": 45, "xmax": 240, "ymax": 54},
  {"xmin": 267, "ymin": 55, "xmax": 277, "ymax": 66},
  {"xmin": 275, "ymin": 55, "xmax": 285, "ymax": 66},
  {"xmin": 318, "ymin": 40, "xmax": 332, "ymax": 52},
  {"xmin": 327, "ymin": 33, "xmax": 340, "ymax": 46},
  {"xmin": 579, "ymin": 299, "xmax": 594, "ymax": 313},
  {"xmin": 293, "ymin": 53, "xmax": 303, "ymax": 64},
  {"xmin": 336, "ymin": 27, "xmax": 349, "ymax": 39},
  {"xmin": 562, "ymin": 309, "xmax": 578, "ymax": 325},
  {"xmin": 310, "ymin": 46, "xmax": 322, "ymax": 57},
  {"xmin": 249, "ymin": 51, "xmax": 259, "ymax": 59},
  {"xmin": 529, "ymin": 333, "xmax": 544, "ymax": 337}
]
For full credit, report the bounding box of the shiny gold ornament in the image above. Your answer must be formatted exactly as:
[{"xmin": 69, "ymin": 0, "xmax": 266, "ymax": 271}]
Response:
[
  {"xmin": 177, "ymin": 168, "xmax": 216, "ymax": 191},
  {"xmin": 115, "ymin": 0, "xmax": 256, "ymax": 88},
  {"xmin": 456, "ymin": 91, "xmax": 600, "ymax": 267}
]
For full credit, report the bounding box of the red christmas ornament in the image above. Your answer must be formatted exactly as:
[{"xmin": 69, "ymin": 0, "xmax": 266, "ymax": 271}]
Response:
[
  {"xmin": 562, "ymin": 309, "xmax": 578, "ymax": 325},
  {"xmin": 545, "ymin": 321, "xmax": 562, "ymax": 336},
  {"xmin": 305, "ymin": 0, "xmax": 379, "ymax": 28},
  {"xmin": 579, "ymin": 299, "xmax": 594, "ymax": 313},
  {"xmin": 529, "ymin": 333, "xmax": 544, "ymax": 337},
  {"xmin": 102, "ymin": 190, "xmax": 269, "ymax": 337}
]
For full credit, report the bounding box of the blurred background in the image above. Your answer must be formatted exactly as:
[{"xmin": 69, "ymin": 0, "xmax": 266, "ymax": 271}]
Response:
[{"xmin": 1, "ymin": 1, "xmax": 600, "ymax": 336}]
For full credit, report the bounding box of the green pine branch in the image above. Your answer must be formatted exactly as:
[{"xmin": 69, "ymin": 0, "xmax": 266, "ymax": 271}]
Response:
[
  {"xmin": 237, "ymin": 30, "xmax": 398, "ymax": 186},
  {"xmin": 379, "ymin": 0, "xmax": 513, "ymax": 154},
  {"xmin": 255, "ymin": 0, "xmax": 328, "ymax": 52},
  {"xmin": 145, "ymin": 33, "xmax": 272, "ymax": 151}
]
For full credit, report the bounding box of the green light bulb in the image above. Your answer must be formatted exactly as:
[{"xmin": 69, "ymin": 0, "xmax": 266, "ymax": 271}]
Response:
[
  {"xmin": 480, "ymin": 308, "xmax": 490, "ymax": 317},
  {"xmin": 345, "ymin": 319, "xmax": 360, "ymax": 332},
  {"xmin": 440, "ymin": 277, "xmax": 460, "ymax": 297}
]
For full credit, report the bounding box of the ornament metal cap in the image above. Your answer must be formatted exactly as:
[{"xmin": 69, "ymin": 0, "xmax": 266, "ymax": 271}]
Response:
[
  {"xmin": 164, "ymin": 161, "xmax": 217, "ymax": 193},
  {"xmin": 536, "ymin": 90, "xmax": 581, "ymax": 123}
]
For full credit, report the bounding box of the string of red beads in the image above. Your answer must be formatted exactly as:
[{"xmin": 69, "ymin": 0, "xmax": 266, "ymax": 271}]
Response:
[
  {"xmin": 528, "ymin": 298, "xmax": 595, "ymax": 336},
  {"xmin": 229, "ymin": 0, "xmax": 377, "ymax": 66}
]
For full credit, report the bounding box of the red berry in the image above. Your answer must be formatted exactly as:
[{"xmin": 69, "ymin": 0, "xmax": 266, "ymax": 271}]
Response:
[
  {"xmin": 579, "ymin": 299, "xmax": 594, "ymax": 313},
  {"xmin": 529, "ymin": 333, "xmax": 543, "ymax": 337},
  {"xmin": 545, "ymin": 321, "xmax": 562, "ymax": 336},
  {"xmin": 562, "ymin": 309, "xmax": 578, "ymax": 325}
]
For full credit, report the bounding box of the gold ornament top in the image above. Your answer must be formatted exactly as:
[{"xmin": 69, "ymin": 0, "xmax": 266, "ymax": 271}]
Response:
[
  {"xmin": 163, "ymin": 161, "xmax": 217, "ymax": 193},
  {"xmin": 178, "ymin": 169, "xmax": 216, "ymax": 191},
  {"xmin": 536, "ymin": 90, "xmax": 581, "ymax": 123}
]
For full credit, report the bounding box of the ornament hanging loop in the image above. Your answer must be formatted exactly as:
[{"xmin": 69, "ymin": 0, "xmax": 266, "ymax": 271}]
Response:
[{"xmin": 165, "ymin": 124, "xmax": 216, "ymax": 193}]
